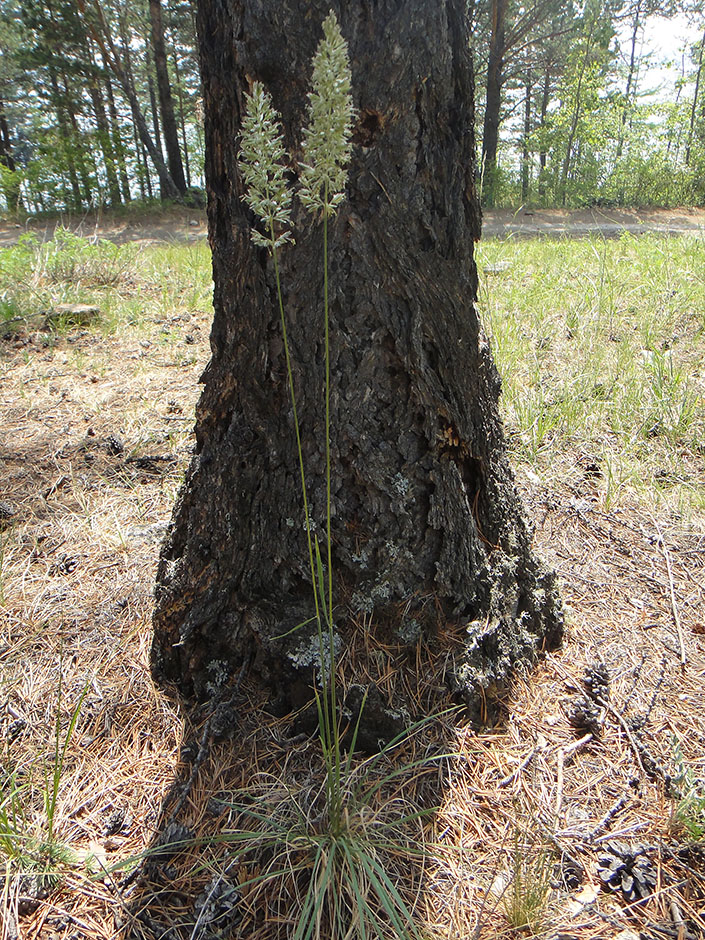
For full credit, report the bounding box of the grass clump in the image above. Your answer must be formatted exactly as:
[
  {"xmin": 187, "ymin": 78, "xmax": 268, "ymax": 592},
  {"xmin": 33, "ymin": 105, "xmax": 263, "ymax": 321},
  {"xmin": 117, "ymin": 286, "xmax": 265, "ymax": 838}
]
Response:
[
  {"xmin": 0, "ymin": 669, "xmax": 89, "ymax": 908},
  {"xmin": 502, "ymin": 828, "xmax": 552, "ymax": 935},
  {"xmin": 671, "ymin": 738, "xmax": 705, "ymax": 841},
  {"xmin": 217, "ymin": 724, "xmax": 441, "ymax": 940},
  {"xmin": 0, "ymin": 228, "xmax": 211, "ymax": 339}
]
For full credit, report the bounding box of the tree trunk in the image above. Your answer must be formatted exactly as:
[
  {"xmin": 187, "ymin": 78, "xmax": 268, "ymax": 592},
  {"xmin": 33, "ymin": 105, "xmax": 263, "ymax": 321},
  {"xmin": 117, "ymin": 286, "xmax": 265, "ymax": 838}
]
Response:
[
  {"xmin": 103, "ymin": 71, "xmax": 132, "ymax": 202},
  {"xmin": 87, "ymin": 64, "xmax": 122, "ymax": 205},
  {"xmin": 0, "ymin": 95, "xmax": 23, "ymax": 211},
  {"xmin": 60, "ymin": 72, "xmax": 94, "ymax": 204},
  {"xmin": 521, "ymin": 75, "xmax": 532, "ymax": 201},
  {"xmin": 48, "ymin": 67, "xmax": 83, "ymax": 208},
  {"xmin": 149, "ymin": 0, "xmax": 188, "ymax": 193},
  {"xmin": 559, "ymin": 18, "xmax": 595, "ymax": 207},
  {"xmin": 538, "ymin": 66, "xmax": 550, "ymax": 198},
  {"xmin": 686, "ymin": 26, "xmax": 705, "ymax": 166},
  {"xmin": 616, "ymin": 0, "xmax": 642, "ymax": 161},
  {"xmin": 151, "ymin": 0, "xmax": 562, "ymax": 738},
  {"xmin": 481, "ymin": 0, "xmax": 507, "ymax": 207},
  {"xmin": 87, "ymin": 0, "xmax": 180, "ymax": 200},
  {"xmin": 170, "ymin": 41, "xmax": 192, "ymax": 188}
]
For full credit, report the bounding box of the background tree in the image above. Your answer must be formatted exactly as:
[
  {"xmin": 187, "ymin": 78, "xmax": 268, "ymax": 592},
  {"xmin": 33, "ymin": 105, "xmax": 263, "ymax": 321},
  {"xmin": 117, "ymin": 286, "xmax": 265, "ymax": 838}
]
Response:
[
  {"xmin": 150, "ymin": 0, "xmax": 563, "ymax": 737},
  {"xmin": 476, "ymin": 0, "xmax": 574, "ymax": 205},
  {"xmin": 148, "ymin": 0, "xmax": 187, "ymax": 195}
]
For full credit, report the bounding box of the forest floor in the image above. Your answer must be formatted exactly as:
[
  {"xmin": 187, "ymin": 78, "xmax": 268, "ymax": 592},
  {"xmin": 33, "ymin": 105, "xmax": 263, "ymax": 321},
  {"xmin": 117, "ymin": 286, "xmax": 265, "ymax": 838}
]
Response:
[
  {"xmin": 1, "ymin": 205, "xmax": 705, "ymax": 248},
  {"xmin": 0, "ymin": 222, "xmax": 704, "ymax": 939}
]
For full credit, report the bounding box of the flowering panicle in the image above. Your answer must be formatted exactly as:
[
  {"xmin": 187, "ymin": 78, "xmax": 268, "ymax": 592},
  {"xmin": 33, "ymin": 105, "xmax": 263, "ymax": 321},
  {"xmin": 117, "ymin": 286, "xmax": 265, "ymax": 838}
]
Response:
[
  {"xmin": 299, "ymin": 11, "xmax": 354, "ymax": 218},
  {"xmin": 238, "ymin": 82, "xmax": 294, "ymax": 251}
]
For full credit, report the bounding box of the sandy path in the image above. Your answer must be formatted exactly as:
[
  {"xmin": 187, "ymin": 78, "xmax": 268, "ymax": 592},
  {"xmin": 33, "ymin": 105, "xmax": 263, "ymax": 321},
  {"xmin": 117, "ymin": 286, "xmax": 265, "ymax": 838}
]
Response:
[{"xmin": 0, "ymin": 205, "xmax": 703, "ymax": 249}]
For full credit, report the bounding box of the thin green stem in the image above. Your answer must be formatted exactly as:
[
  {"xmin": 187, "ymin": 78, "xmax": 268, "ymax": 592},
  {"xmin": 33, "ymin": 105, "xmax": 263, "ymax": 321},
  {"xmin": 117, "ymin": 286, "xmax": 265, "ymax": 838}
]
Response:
[
  {"xmin": 270, "ymin": 224, "xmax": 319, "ymax": 623},
  {"xmin": 324, "ymin": 199, "xmax": 332, "ymax": 625},
  {"xmin": 322, "ymin": 186, "xmax": 342, "ymax": 822}
]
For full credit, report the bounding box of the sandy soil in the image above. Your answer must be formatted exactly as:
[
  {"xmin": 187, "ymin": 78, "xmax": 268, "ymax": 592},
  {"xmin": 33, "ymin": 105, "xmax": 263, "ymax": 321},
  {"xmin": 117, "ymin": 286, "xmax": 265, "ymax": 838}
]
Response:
[
  {"xmin": 482, "ymin": 206, "xmax": 705, "ymax": 238},
  {"xmin": 0, "ymin": 206, "xmax": 703, "ymax": 249},
  {"xmin": 0, "ymin": 206, "xmax": 208, "ymax": 249}
]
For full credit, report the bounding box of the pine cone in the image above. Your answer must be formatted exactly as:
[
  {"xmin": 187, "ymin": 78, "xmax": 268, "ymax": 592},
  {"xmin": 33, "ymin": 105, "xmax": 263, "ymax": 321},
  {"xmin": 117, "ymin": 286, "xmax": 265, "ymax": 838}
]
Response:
[
  {"xmin": 597, "ymin": 841, "xmax": 656, "ymax": 902},
  {"xmin": 0, "ymin": 499, "xmax": 17, "ymax": 525},
  {"xmin": 104, "ymin": 433, "xmax": 124, "ymax": 455},
  {"xmin": 585, "ymin": 661, "xmax": 610, "ymax": 702},
  {"xmin": 568, "ymin": 696, "xmax": 602, "ymax": 736}
]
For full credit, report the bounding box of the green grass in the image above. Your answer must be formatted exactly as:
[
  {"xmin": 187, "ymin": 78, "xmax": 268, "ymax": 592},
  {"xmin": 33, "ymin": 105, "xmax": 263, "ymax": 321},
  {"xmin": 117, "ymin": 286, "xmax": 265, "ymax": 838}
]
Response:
[
  {"xmin": 671, "ymin": 737, "xmax": 705, "ymax": 841},
  {"xmin": 0, "ymin": 674, "xmax": 89, "ymax": 902},
  {"xmin": 502, "ymin": 829, "xmax": 552, "ymax": 934},
  {"xmin": 0, "ymin": 229, "xmax": 212, "ymax": 336},
  {"xmin": 476, "ymin": 233, "xmax": 705, "ymax": 515}
]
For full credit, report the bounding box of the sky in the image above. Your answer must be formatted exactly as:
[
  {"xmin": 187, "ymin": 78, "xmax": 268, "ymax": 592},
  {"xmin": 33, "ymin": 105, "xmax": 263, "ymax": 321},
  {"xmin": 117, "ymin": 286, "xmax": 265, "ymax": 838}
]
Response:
[{"xmin": 630, "ymin": 12, "xmax": 702, "ymax": 100}]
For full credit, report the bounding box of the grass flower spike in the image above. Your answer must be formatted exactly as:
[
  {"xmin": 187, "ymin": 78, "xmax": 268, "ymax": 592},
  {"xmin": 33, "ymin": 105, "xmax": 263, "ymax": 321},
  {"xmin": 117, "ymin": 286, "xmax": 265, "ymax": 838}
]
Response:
[
  {"xmin": 238, "ymin": 82, "xmax": 293, "ymax": 251},
  {"xmin": 300, "ymin": 11, "xmax": 354, "ymax": 217},
  {"xmin": 238, "ymin": 80, "xmax": 318, "ymax": 619}
]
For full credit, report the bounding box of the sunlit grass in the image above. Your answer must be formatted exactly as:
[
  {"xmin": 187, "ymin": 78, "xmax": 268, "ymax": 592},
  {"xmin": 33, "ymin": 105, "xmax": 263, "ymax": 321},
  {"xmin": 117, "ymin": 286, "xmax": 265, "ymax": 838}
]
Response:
[
  {"xmin": 476, "ymin": 233, "xmax": 705, "ymax": 516},
  {"xmin": 0, "ymin": 231, "xmax": 212, "ymax": 337}
]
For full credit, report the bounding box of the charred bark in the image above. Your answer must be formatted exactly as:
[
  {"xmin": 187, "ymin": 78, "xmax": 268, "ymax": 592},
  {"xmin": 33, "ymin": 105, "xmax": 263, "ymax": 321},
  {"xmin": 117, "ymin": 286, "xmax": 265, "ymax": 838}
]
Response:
[{"xmin": 152, "ymin": 0, "xmax": 562, "ymax": 737}]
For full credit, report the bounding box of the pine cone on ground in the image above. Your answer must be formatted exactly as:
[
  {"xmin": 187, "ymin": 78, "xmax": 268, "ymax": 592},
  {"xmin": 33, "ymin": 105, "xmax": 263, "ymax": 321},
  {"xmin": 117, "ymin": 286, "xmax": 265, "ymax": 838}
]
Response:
[
  {"xmin": 104, "ymin": 433, "xmax": 124, "ymax": 455},
  {"xmin": 585, "ymin": 661, "xmax": 610, "ymax": 702},
  {"xmin": 567, "ymin": 696, "xmax": 602, "ymax": 736},
  {"xmin": 0, "ymin": 500, "xmax": 17, "ymax": 526},
  {"xmin": 597, "ymin": 841, "xmax": 656, "ymax": 902}
]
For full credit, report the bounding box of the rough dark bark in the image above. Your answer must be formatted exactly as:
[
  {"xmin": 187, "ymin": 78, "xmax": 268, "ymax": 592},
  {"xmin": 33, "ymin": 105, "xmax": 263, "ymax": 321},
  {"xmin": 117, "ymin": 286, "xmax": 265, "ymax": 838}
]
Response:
[{"xmin": 151, "ymin": 0, "xmax": 562, "ymax": 737}]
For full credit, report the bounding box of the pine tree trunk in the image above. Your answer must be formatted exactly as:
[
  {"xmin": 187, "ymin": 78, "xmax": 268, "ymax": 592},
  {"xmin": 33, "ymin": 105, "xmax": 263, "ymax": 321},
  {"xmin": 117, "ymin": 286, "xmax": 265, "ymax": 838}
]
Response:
[
  {"xmin": 48, "ymin": 68, "xmax": 83, "ymax": 209},
  {"xmin": 170, "ymin": 43, "xmax": 192, "ymax": 188},
  {"xmin": 538, "ymin": 68, "xmax": 550, "ymax": 198},
  {"xmin": 88, "ymin": 69, "xmax": 122, "ymax": 205},
  {"xmin": 481, "ymin": 0, "xmax": 507, "ymax": 207},
  {"xmin": 149, "ymin": 0, "xmax": 188, "ymax": 194},
  {"xmin": 151, "ymin": 0, "xmax": 562, "ymax": 737},
  {"xmin": 521, "ymin": 77, "xmax": 531, "ymax": 201},
  {"xmin": 0, "ymin": 96, "xmax": 23, "ymax": 211},
  {"xmin": 88, "ymin": 0, "xmax": 179, "ymax": 200},
  {"xmin": 102, "ymin": 59, "xmax": 132, "ymax": 202}
]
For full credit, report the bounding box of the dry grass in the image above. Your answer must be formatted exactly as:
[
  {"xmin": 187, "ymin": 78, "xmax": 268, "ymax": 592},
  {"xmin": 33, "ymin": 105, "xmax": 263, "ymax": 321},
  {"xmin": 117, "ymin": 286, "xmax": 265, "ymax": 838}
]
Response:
[{"xmin": 1, "ymin": 233, "xmax": 704, "ymax": 940}]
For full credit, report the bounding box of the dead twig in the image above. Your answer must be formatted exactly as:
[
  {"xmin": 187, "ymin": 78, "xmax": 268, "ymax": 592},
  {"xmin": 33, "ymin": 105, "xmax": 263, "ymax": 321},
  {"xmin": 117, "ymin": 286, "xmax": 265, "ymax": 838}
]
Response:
[
  {"xmin": 498, "ymin": 743, "xmax": 542, "ymax": 788},
  {"xmin": 652, "ymin": 517, "xmax": 687, "ymax": 668},
  {"xmin": 554, "ymin": 733, "xmax": 593, "ymax": 825}
]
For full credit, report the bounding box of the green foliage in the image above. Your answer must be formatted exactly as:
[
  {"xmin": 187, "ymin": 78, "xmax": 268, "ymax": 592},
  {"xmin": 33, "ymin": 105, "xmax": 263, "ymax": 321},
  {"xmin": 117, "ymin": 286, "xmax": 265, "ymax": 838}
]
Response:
[
  {"xmin": 0, "ymin": 229, "xmax": 140, "ymax": 329},
  {"xmin": 671, "ymin": 738, "xmax": 705, "ymax": 840},
  {"xmin": 479, "ymin": 0, "xmax": 705, "ymax": 208}
]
